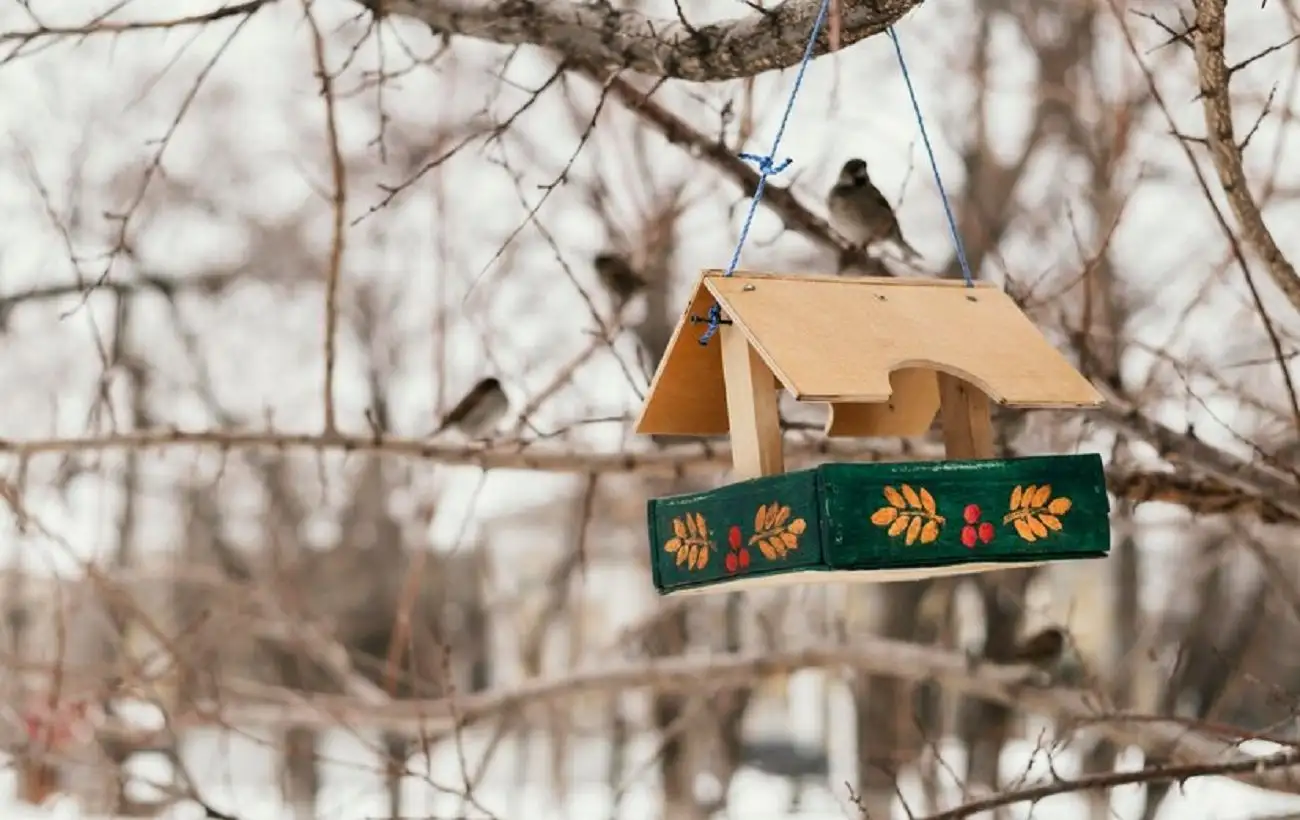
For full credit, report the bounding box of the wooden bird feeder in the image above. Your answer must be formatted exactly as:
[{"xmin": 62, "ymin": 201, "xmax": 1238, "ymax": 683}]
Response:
[{"xmin": 638, "ymin": 271, "xmax": 1111, "ymax": 595}]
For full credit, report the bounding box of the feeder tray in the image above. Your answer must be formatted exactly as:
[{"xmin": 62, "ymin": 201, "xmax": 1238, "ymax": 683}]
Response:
[{"xmin": 637, "ymin": 271, "xmax": 1111, "ymax": 595}]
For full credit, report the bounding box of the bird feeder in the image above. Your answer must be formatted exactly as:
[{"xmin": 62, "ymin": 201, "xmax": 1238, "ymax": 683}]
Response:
[{"xmin": 638, "ymin": 271, "xmax": 1111, "ymax": 595}]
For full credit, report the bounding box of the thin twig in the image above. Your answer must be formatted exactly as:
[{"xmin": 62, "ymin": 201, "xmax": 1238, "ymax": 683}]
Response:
[{"xmin": 303, "ymin": 0, "xmax": 350, "ymax": 434}]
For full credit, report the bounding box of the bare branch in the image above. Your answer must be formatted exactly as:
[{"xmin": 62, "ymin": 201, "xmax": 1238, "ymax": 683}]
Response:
[
  {"xmin": 382, "ymin": 0, "xmax": 921, "ymax": 81},
  {"xmin": 0, "ymin": 1, "xmax": 272, "ymax": 46},
  {"xmin": 592, "ymin": 67, "xmax": 875, "ymax": 268},
  {"xmin": 303, "ymin": 0, "xmax": 350, "ymax": 434},
  {"xmin": 1193, "ymin": 0, "xmax": 1300, "ymax": 313},
  {"xmin": 110, "ymin": 639, "xmax": 1300, "ymax": 795},
  {"xmin": 916, "ymin": 749, "xmax": 1300, "ymax": 820},
  {"xmin": 0, "ymin": 428, "xmax": 910, "ymax": 473}
]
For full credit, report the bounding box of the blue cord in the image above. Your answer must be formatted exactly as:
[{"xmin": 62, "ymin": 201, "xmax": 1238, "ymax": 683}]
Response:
[
  {"xmin": 697, "ymin": 0, "xmax": 834, "ymax": 346},
  {"xmin": 888, "ymin": 26, "xmax": 974, "ymax": 287}
]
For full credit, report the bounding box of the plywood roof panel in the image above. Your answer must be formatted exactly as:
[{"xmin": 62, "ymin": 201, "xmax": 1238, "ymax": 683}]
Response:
[
  {"xmin": 636, "ymin": 270, "xmax": 1103, "ymax": 437},
  {"xmin": 635, "ymin": 275, "xmax": 731, "ymax": 436}
]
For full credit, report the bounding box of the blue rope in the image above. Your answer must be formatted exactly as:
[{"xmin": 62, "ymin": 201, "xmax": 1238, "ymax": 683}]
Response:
[
  {"xmin": 887, "ymin": 26, "xmax": 974, "ymax": 287},
  {"xmin": 697, "ymin": 0, "xmax": 834, "ymax": 346}
]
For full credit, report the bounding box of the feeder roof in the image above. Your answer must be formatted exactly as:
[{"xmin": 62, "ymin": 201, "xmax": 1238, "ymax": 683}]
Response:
[{"xmin": 635, "ymin": 271, "xmax": 1104, "ymax": 438}]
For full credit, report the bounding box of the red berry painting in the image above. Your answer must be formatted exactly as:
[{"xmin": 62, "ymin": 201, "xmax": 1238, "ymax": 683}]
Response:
[
  {"xmin": 960, "ymin": 525, "xmax": 978, "ymax": 548},
  {"xmin": 725, "ymin": 524, "xmax": 753, "ymax": 573},
  {"xmin": 959, "ymin": 505, "xmax": 995, "ymax": 548}
]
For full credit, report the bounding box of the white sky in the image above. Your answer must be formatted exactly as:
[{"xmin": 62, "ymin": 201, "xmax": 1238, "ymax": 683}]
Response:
[{"xmin": 1, "ymin": 0, "xmax": 1300, "ymax": 812}]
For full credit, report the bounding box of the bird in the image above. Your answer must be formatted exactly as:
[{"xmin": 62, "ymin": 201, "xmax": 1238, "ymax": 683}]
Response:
[
  {"xmin": 432, "ymin": 377, "xmax": 510, "ymax": 439},
  {"xmin": 827, "ymin": 158, "xmax": 924, "ymax": 265},
  {"xmin": 1007, "ymin": 626, "xmax": 1088, "ymax": 686},
  {"xmin": 593, "ymin": 252, "xmax": 647, "ymax": 311},
  {"xmin": 962, "ymin": 625, "xmax": 1088, "ymax": 687}
]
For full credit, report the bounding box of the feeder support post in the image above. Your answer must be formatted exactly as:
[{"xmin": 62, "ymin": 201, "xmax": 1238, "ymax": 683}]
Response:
[
  {"xmin": 937, "ymin": 373, "xmax": 995, "ymax": 459},
  {"xmin": 720, "ymin": 324, "xmax": 785, "ymax": 479}
]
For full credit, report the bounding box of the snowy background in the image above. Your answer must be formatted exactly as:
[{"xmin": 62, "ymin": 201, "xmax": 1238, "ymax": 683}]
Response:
[{"xmin": 2, "ymin": 0, "xmax": 1300, "ymax": 816}]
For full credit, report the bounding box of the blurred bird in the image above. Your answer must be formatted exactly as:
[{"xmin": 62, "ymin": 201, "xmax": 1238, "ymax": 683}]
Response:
[
  {"xmin": 432, "ymin": 377, "xmax": 509, "ymax": 439},
  {"xmin": 593, "ymin": 252, "xmax": 647, "ymax": 311},
  {"xmin": 1007, "ymin": 626, "xmax": 1088, "ymax": 686},
  {"xmin": 963, "ymin": 625, "xmax": 1088, "ymax": 687},
  {"xmin": 827, "ymin": 158, "xmax": 923, "ymax": 264}
]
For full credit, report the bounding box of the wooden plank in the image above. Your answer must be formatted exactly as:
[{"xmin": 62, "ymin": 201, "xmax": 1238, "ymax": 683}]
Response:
[
  {"xmin": 937, "ymin": 374, "xmax": 995, "ymax": 459},
  {"xmin": 719, "ymin": 324, "xmax": 785, "ymax": 479},
  {"xmin": 638, "ymin": 270, "xmax": 1103, "ymax": 438},
  {"xmin": 634, "ymin": 272, "xmax": 730, "ymax": 436},
  {"xmin": 825, "ymin": 367, "xmax": 939, "ymax": 438},
  {"xmin": 706, "ymin": 272, "xmax": 1101, "ymax": 409},
  {"xmin": 647, "ymin": 454, "xmax": 1110, "ymax": 595}
]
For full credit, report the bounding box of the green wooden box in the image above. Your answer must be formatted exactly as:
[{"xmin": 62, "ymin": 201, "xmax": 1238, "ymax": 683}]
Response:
[{"xmin": 648, "ymin": 454, "xmax": 1110, "ymax": 594}]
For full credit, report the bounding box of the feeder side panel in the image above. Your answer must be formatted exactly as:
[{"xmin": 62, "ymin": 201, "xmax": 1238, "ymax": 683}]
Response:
[
  {"xmin": 647, "ymin": 470, "xmax": 825, "ymax": 594},
  {"xmin": 818, "ymin": 454, "xmax": 1110, "ymax": 571}
]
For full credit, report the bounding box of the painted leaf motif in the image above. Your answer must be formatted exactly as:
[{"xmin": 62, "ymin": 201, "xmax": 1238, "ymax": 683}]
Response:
[
  {"xmin": 904, "ymin": 516, "xmax": 923, "ymax": 546},
  {"xmin": 773, "ymin": 505, "xmax": 791, "ymax": 529},
  {"xmin": 920, "ymin": 519, "xmax": 940, "ymax": 544},
  {"xmin": 1003, "ymin": 486, "xmax": 1074, "ymax": 542},
  {"xmin": 901, "ymin": 484, "xmax": 922, "ymax": 509},
  {"xmin": 873, "ymin": 485, "xmax": 944, "ymax": 545},
  {"xmin": 919, "ymin": 488, "xmax": 937, "ymax": 515},
  {"xmin": 871, "ymin": 507, "xmax": 899, "ymax": 526},
  {"xmin": 664, "ymin": 515, "xmax": 713, "ymax": 572},
  {"xmin": 1019, "ymin": 485, "xmax": 1037, "ymax": 510},
  {"xmin": 1013, "ymin": 518, "xmax": 1037, "ymax": 542},
  {"xmin": 746, "ymin": 502, "xmax": 807, "ymax": 561},
  {"xmin": 767, "ymin": 503, "xmax": 782, "ymax": 530}
]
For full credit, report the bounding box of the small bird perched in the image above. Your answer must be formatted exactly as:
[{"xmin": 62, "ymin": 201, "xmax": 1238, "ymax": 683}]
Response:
[
  {"xmin": 432, "ymin": 377, "xmax": 509, "ymax": 439},
  {"xmin": 593, "ymin": 252, "xmax": 647, "ymax": 312},
  {"xmin": 827, "ymin": 158, "xmax": 924, "ymax": 265},
  {"xmin": 964, "ymin": 625, "xmax": 1088, "ymax": 687},
  {"xmin": 1007, "ymin": 626, "xmax": 1088, "ymax": 686}
]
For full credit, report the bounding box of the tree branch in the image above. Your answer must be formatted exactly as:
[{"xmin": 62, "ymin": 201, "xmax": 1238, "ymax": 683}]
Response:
[
  {"xmin": 103, "ymin": 639, "xmax": 1300, "ymax": 795},
  {"xmin": 1110, "ymin": 468, "xmax": 1294, "ymax": 523},
  {"xmin": 917, "ymin": 748, "xmax": 1300, "ymax": 820},
  {"xmin": 1093, "ymin": 382, "xmax": 1300, "ymax": 521},
  {"xmin": 1193, "ymin": 0, "xmax": 1300, "ymax": 313},
  {"xmin": 384, "ymin": 0, "xmax": 922, "ymax": 81},
  {"xmin": 0, "ymin": 428, "xmax": 906, "ymax": 474},
  {"xmin": 592, "ymin": 67, "xmax": 873, "ymax": 266}
]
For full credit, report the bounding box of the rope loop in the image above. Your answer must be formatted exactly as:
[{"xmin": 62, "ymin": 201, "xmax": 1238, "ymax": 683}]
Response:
[
  {"xmin": 696, "ymin": 0, "xmax": 834, "ymax": 346},
  {"xmin": 887, "ymin": 26, "xmax": 975, "ymax": 287},
  {"xmin": 739, "ymin": 152, "xmax": 793, "ymax": 176},
  {"xmin": 695, "ymin": 5, "xmax": 977, "ymax": 347}
]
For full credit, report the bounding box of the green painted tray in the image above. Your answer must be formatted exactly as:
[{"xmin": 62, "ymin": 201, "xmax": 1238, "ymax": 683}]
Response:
[{"xmin": 648, "ymin": 454, "xmax": 1110, "ymax": 595}]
